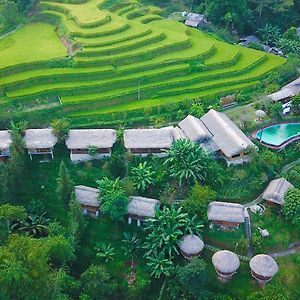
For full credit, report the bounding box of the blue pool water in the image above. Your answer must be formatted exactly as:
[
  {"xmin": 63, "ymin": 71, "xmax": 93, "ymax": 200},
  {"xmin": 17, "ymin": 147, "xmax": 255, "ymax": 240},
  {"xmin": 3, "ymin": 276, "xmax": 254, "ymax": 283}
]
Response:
[{"xmin": 256, "ymin": 123, "xmax": 300, "ymax": 146}]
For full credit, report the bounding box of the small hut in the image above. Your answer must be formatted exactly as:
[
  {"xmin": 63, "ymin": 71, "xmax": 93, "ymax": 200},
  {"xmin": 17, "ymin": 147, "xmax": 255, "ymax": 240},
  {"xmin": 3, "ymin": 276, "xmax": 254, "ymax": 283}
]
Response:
[
  {"xmin": 212, "ymin": 250, "xmax": 240, "ymax": 282},
  {"xmin": 128, "ymin": 196, "xmax": 160, "ymax": 226},
  {"xmin": 184, "ymin": 13, "xmax": 207, "ymax": 28},
  {"xmin": 66, "ymin": 129, "xmax": 116, "ymax": 162},
  {"xmin": 75, "ymin": 185, "xmax": 100, "ymax": 218},
  {"xmin": 124, "ymin": 127, "xmax": 175, "ymax": 157},
  {"xmin": 178, "ymin": 234, "xmax": 204, "ymax": 259},
  {"xmin": 0, "ymin": 131, "xmax": 12, "ymax": 159},
  {"xmin": 262, "ymin": 178, "xmax": 294, "ymax": 206},
  {"xmin": 249, "ymin": 254, "xmax": 278, "ymax": 284},
  {"xmin": 24, "ymin": 129, "xmax": 58, "ymax": 160},
  {"xmin": 207, "ymin": 201, "xmax": 245, "ymax": 230}
]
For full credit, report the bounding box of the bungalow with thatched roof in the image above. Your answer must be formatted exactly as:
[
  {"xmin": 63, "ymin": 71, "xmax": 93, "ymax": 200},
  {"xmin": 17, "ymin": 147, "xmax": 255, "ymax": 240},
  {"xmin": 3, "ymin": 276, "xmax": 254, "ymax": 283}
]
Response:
[
  {"xmin": 268, "ymin": 77, "xmax": 300, "ymax": 104},
  {"xmin": 128, "ymin": 196, "xmax": 160, "ymax": 226},
  {"xmin": 66, "ymin": 129, "xmax": 116, "ymax": 162},
  {"xmin": 24, "ymin": 129, "xmax": 58, "ymax": 160},
  {"xmin": 207, "ymin": 201, "xmax": 245, "ymax": 230},
  {"xmin": 178, "ymin": 234, "xmax": 204, "ymax": 259},
  {"xmin": 124, "ymin": 127, "xmax": 175, "ymax": 157},
  {"xmin": 200, "ymin": 109, "xmax": 254, "ymax": 165},
  {"xmin": 262, "ymin": 178, "xmax": 294, "ymax": 206},
  {"xmin": 179, "ymin": 115, "xmax": 212, "ymax": 142},
  {"xmin": 75, "ymin": 185, "xmax": 100, "ymax": 217},
  {"xmin": 184, "ymin": 13, "xmax": 207, "ymax": 28},
  {"xmin": 250, "ymin": 254, "xmax": 278, "ymax": 284},
  {"xmin": 0, "ymin": 131, "xmax": 12, "ymax": 159},
  {"xmin": 212, "ymin": 250, "xmax": 240, "ymax": 282}
]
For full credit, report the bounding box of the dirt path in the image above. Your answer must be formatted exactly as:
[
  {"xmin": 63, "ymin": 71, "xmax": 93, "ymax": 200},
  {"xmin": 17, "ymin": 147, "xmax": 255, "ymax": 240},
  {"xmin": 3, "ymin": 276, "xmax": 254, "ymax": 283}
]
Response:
[{"xmin": 268, "ymin": 242, "xmax": 300, "ymax": 258}]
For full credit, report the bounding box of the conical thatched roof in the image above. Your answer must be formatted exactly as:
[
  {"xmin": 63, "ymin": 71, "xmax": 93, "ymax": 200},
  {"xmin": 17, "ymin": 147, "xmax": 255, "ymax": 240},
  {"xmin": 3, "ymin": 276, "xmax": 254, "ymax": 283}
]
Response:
[
  {"xmin": 178, "ymin": 234, "xmax": 204, "ymax": 255},
  {"xmin": 250, "ymin": 254, "xmax": 278, "ymax": 277},
  {"xmin": 212, "ymin": 250, "xmax": 240, "ymax": 273}
]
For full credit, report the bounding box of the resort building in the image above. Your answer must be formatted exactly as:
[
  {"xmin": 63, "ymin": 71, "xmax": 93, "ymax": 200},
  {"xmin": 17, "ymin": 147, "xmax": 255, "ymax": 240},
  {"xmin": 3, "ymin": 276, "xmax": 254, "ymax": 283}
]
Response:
[
  {"xmin": 24, "ymin": 129, "xmax": 58, "ymax": 160},
  {"xmin": 249, "ymin": 254, "xmax": 279, "ymax": 284},
  {"xmin": 127, "ymin": 196, "xmax": 160, "ymax": 226},
  {"xmin": 178, "ymin": 234, "xmax": 204, "ymax": 259},
  {"xmin": 124, "ymin": 127, "xmax": 175, "ymax": 157},
  {"xmin": 66, "ymin": 129, "xmax": 116, "ymax": 162},
  {"xmin": 212, "ymin": 250, "xmax": 240, "ymax": 282},
  {"xmin": 184, "ymin": 13, "xmax": 207, "ymax": 28},
  {"xmin": 75, "ymin": 185, "xmax": 100, "ymax": 218},
  {"xmin": 268, "ymin": 77, "xmax": 300, "ymax": 104},
  {"xmin": 0, "ymin": 130, "xmax": 12, "ymax": 159},
  {"xmin": 207, "ymin": 201, "xmax": 245, "ymax": 230},
  {"xmin": 178, "ymin": 110, "xmax": 254, "ymax": 165},
  {"xmin": 262, "ymin": 178, "xmax": 294, "ymax": 206}
]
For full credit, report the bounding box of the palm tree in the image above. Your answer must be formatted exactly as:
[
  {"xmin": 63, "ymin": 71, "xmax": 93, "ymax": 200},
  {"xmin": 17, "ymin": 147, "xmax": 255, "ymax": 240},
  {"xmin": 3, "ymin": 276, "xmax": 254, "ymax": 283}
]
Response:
[
  {"xmin": 164, "ymin": 139, "xmax": 212, "ymax": 187},
  {"xmin": 95, "ymin": 242, "xmax": 115, "ymax": 263},
  {"xmin": 130, "ymin": 161, "xmax": 156, "ymax": 192},
  {"xmin": 257, "ymin": 23, "xmax": 281, "ymax": 46},
  {"xmin": 147, "ymin": 252, "xmax": 174, "ymax": 300},
  {"xmin": 144, "ymin": 206, "xmax": 187, "ymax": 258},
  {"xmin": 183, "ymin": 214, "xmax": 204, "ymax": 236},
  {"xmin": 122, "ymin": 232, "xmax": 141, "ymax": 269},
  {"xmin": 11, "ymin": 212, "xmax": 50, "ymax": 238}
]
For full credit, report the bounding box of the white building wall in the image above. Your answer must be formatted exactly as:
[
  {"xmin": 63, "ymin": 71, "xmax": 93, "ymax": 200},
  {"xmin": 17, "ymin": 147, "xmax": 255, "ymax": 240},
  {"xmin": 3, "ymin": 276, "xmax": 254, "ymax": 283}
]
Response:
[{"xmin": 70, "ymin": 152, "xmax": 111, "ymax": 162}]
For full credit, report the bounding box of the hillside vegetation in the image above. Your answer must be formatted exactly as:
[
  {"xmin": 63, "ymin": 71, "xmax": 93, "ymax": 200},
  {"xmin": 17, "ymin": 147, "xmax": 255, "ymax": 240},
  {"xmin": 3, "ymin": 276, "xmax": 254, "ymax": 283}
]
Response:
[{"xmin": 0, "ymin": 0, "xmax": 285, "ymax": 123}]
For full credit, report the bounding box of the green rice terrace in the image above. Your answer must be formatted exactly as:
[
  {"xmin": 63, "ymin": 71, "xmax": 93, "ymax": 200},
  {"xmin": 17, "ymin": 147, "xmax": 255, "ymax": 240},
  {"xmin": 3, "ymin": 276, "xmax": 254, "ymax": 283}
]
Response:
[{"xmin": 0, "ymin": 0, "xmax": 286, "ymax": 123}]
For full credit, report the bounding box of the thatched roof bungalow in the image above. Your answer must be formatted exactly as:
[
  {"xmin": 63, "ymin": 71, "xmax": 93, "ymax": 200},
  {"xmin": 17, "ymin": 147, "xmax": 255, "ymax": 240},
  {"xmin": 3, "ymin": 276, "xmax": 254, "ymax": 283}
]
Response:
[
  {"xmin": 66, "ymin": 129, "xmax": 116, "ymax": 162},
  {"xmin": 124, "ymin": 127, "xmax": 175, "ymax": 156},
  {"xmin": 212, "ymin": 250, "xmax": 240, "ymax": 281},
  {"xmin": 250, "ymin": 254, "xmax": 278, "ymax": 283},
  {"xmin": 24, "ymin": 129, "xmax": 58, "ymax": 160},
  {"xmin": 179, "ymin": 115, "xmax": 212, "ymax": 142},
  {"xmin": 185, "ymin": 13, "xmax": 207, "ymax": 28},
  {"xmin": 75, "ymin": 185, "xmax": 100, "ymax": 217},
  {"xmin": 0, "ymin": 130, "xmax": 12, "ymax": 158},
  {"xmin": 207, "ymin": 201, "xmax": 245, "ymax": 230},
  {"xmin": 268, "ymin": 77, "xmax": 300, "ymax": 103},
  {"xmin": 128, "ymin": 196, "xmax": 160, "ymax": 226},
  {"xmin": 178, "ymin": 234, "xmax": 204, "ymax": 259},
  {"xmin": 200, "ymin": 109, "xmax": 254, "ymax": 164},
  {"xmin": 262, "ymin": 178, "xmax": 294, "ymax": 205}
]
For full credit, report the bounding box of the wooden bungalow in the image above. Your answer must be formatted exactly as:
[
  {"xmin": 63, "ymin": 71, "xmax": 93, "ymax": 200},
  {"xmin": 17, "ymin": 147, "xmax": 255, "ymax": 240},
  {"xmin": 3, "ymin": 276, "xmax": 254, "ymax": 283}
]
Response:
[
  {"xmin": 212, "ymin": 250, "xmax": 240, "ymax": 282},
  {"xmin": 207, "ymin": 201, "xmax": 245, "ymax": 230},
  {"xmin": 0, "ymin": 131, "xmax": 12, "ymax": 159},
  {"xmin": 249, "ymin": 254, "xmax": 278, "ymax": 284},
  {"xmin": 127, "ymin": 196, "xmax": 160, "ymax": 226},
  {"xmin": 124, "ymin": 127, "xmax": 175, "ymax": 157},
  {"xmin": 24, "ymin": 129, "xmax": 58, "ymax": 160},
  {"xmin": 66, "ymin": 129, "xmax": 116, "ymax": 162},
  {"xmin": 75, "ymin": 185, "xmax": 100, "ymax": 218},
  {"xmin": 200, "ymin": 109, "xmax": 254, "ymax": 165},
  {"xmin": 262, "ymin": 178, "xmax": 294, "ymax": 206},
  {"xmin": 178, "ymin": 234, "xmax": 204, "ymax": 259}
]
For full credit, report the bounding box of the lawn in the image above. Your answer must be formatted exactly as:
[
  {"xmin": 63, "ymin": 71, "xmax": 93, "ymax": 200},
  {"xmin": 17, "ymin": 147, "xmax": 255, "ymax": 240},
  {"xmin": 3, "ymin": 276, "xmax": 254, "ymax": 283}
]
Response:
[{"xmin": 0, "ymin": 23, "xmax": 67, "ymax": 70}]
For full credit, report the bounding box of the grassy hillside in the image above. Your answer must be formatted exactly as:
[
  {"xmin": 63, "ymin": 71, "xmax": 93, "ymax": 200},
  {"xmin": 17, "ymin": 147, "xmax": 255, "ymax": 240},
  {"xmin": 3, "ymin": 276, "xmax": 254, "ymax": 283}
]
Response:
[{"xmin": 0, "ymin": 0, "xmax": 285, "ymax": 124}]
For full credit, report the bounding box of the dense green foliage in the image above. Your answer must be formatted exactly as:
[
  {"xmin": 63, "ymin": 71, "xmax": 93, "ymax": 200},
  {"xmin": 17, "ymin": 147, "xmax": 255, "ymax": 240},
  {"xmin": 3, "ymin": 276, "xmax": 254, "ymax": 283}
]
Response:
[{"xmin": 282, "ymin": 188, "xmax": 300, "ymax": 225}]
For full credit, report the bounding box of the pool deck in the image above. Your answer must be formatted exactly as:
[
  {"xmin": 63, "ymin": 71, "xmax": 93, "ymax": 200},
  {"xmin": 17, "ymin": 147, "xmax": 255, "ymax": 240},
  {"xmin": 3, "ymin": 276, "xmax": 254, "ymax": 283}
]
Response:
[{"xmin": 251, "ymin": 121, "xmax": 300, "ymax": 150}]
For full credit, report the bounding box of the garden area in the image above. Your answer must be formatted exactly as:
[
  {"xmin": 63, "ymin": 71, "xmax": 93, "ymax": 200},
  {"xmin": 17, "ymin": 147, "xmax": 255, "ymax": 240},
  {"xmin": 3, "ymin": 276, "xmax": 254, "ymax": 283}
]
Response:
[{"xmin": 0, "ymin": 119, "xmax": 299, "ymax": 299}]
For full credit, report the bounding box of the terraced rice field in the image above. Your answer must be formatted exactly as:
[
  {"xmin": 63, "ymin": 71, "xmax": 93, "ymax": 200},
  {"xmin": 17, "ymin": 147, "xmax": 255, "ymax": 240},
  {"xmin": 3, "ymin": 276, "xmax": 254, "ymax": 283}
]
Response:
[{"xmin": 0, "ymin": 0, "xmax": 285, "ymax": 121}]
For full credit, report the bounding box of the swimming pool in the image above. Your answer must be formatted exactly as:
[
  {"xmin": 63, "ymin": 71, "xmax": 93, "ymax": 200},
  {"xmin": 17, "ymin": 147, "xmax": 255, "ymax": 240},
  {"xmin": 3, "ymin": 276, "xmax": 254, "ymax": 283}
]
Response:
[{"xmin": 256, "ymin": 123, "xmax": 300, "ymax": 147}]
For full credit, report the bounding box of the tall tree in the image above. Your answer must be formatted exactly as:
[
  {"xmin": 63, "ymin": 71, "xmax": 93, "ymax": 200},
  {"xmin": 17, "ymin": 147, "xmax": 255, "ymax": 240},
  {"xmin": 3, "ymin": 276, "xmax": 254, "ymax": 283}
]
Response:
[
  {"xmin": 56, "ymin": 161, "xmax": 73, "ymax": 208},
  {"xmin": 80, "ymin": 265, "xmax": 115, "ymax": 300},
  {"xmin": 176, "ymin": 258, "xmax": 207, "ymax": 298},
  {"xmin": 164, "ymin": 139, "xmax": 213, "ymax": 187},
  {"xmin": 0, "ymin": 162, "xmax": 9, "ymax": 204},
  {"xmin": 282, "ymin": 188, "xmax": 300, "ymax": 225},
  {"xmin": 8, "ymin": 125, "xmax": 26, "ymax": 200}
]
